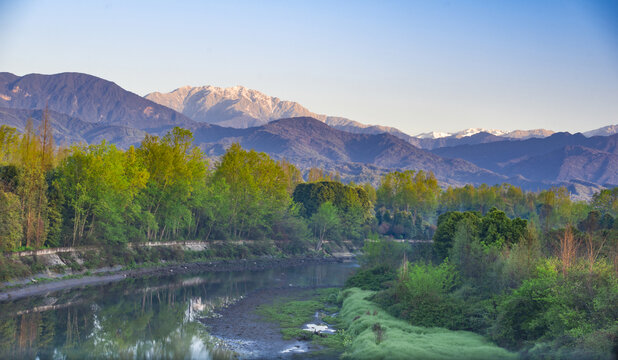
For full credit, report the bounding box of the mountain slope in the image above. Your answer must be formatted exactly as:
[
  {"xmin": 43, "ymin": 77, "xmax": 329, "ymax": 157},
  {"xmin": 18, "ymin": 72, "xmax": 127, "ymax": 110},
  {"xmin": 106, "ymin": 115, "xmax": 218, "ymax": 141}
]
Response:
[
  {"xmin": 415, "ymin": 128, "xmax": 555, "ymax": 140},
  {"xmin": 0, "ymin": 107, "xmax": 148, "ymax": 148},
  {"xmin": 432, "ymin": 133, "xmax": 618, "ymax": 187},
  {"xmin": 193, "ymin": 117, "xmax": 506, "ymax": 186},
  {"xmin": 145, "ymin": 84, "xmax": 616, "ymax": 151},
  {"xmin": 0, "ymin": 72, "xmax": 196, "ymax": 130},
  {"xmin": 502, "ymin": 145, "xmax": 618, "ymax": 185},
  {"xmin": 145, "ymin": 85, "xmax": 414, "ymax": 141},
  {"xmin": 584, "ymin": 124, "xmax": 618, "ymax": 137},
  {"xmin": 0, "ymin": 72, "xmax": 614, "ymax": 197}
]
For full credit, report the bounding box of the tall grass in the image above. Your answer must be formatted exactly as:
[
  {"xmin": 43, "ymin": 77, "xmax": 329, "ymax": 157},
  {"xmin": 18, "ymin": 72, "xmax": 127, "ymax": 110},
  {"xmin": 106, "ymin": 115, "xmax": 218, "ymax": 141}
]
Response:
[{"xmin": 339, "ymin": 288, "xmax": 516, "ymax": 360}]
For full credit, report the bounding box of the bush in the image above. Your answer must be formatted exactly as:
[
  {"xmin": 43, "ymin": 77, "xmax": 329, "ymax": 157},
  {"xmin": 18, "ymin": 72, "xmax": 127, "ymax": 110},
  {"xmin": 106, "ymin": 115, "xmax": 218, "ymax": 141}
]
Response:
[
  {"xmin": 81, "ymin": 250, "xmax": 102, "ymax": 269},
  {"xmin": 386, "ymin": 261, "xmax": 464, "ymax": 328},
  {"xmin": 491, "ymin": 259, "xmax": 618, "ymax": 358},
  {"xmin": 0, "ymin": 256, "xmax": 31, "ymax": 282},
  {"xmin": 345, "ymin": 265, "xmax": 396, "ymax": 291}
]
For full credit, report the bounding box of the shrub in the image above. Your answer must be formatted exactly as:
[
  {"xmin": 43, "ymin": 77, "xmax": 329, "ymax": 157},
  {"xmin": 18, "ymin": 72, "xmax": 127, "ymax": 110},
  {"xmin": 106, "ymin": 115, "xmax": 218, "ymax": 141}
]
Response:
[
  {"xmin": 345, "ymin": 265, "xmax": 396, "ymax": 291},
  {"xmin": 491, "ymin": 258, "xmax": 618, "ymax": 357},
  {"xmin": 0, "ymin": 256, "xmax": 31, "ymax": 282}
]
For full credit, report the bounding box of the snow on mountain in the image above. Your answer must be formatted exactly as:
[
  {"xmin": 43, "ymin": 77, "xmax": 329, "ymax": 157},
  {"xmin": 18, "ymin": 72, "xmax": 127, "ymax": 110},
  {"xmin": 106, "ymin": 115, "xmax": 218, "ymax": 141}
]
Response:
[
  {"xmin": 145, "ymin": 84, "xmax": 614, "ymax": 146},
  {"xmin": 415, "ymin": 131, "xmax": 451, "ymax": 139},
  {"xmin": 504, "ymin": 129, "xmax": 555, "ymax": 139},
  {"xmin": 415, "ymin": 128, "xmax": 561, "ymax": 140},
  {"xmin": 145, "ymin": 85, "xmax": 311, "ymax": 128},
  {"xmin": 451, "ymin": 128, "xmax": 508, "ymax": 138},
  {"xmin": 583, "ymin": 124, "xmax": 618, "ymax": 137},
  {"xmin": 415, "ymin": 128, "xmax": 507, "ymax": 139},
  {"xmin": 145, "ymin": 85, "xmax": 413, "ymax": 140}
]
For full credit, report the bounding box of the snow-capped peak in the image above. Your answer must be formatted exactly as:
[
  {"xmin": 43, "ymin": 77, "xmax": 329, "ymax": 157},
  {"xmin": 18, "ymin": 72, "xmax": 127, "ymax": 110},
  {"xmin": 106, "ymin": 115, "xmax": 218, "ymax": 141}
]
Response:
[
  {"xmin": 415, "ymin": 131, "xmax": 451, "ymax": 139},
  {"xmin": 452, "ymin": 128, "xmax": 507, "ymax": 138},
  {"xmin": 415, "ymin": 128, "xmax": 507, "ymax": 139}
]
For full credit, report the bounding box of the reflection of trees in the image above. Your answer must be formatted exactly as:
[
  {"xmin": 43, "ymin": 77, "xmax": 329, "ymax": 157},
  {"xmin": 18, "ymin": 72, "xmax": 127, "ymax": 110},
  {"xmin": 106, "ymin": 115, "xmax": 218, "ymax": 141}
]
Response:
[
  {"xmin": 71, "ymin": 287, "xmax": 234, "ymax": 359},
  {"xmin": 0, "ymin": 263, "xmax": 355, "ymax": 358},
  {"xmin": 0, "ymin": 311, "xmax": 59, "ymax": 359},
  {"xmin": 0, "ymin": 281, "xmax": 244, "ymax": 359}
]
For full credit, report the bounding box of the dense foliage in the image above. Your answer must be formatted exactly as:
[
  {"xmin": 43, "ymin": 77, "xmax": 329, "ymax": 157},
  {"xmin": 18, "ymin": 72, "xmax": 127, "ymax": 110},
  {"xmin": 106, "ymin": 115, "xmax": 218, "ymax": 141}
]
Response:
[
  {"xmin": 0, "ymin": 125, "xmax": 373, "ymax": 254},
  {"xmin": 349, "ymin": 200, "xmax": 617, "ymax": 359}
]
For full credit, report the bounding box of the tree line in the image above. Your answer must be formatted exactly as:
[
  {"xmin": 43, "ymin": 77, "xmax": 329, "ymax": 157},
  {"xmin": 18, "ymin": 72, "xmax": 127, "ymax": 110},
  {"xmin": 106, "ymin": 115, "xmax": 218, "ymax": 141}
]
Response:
[
  {"xmin": 1, "ymin": 123, "xmax": 616, "ymax": 256},
  {"xmin": 0, "ymin": 124, "xmax": 371, "ymax": 253}
]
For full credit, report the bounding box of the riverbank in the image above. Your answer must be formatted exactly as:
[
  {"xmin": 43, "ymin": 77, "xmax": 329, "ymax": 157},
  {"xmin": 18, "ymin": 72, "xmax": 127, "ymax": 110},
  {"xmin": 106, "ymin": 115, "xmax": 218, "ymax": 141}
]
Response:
[
  {"xmin": 1, "ymin": 239, "xmax": 358, "ymax": 284},
  {"xmin": 338, "ymin": 288, "xmax": 516, "ymax": 360},
  {"xmin": 0, "ymin": 255, "xmax": 352, "ymax": 302},
  {"xmin": 0, "ymin": 259, "xmax": 358, "ymax": 359}
]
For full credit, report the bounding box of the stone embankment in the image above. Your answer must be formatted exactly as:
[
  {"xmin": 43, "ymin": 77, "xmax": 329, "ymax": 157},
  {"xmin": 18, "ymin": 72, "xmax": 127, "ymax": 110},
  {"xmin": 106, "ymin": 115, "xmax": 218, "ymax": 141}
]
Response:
[{"xmin": 1, "ymin": 240, "xmax": 358, "ymax": 300}]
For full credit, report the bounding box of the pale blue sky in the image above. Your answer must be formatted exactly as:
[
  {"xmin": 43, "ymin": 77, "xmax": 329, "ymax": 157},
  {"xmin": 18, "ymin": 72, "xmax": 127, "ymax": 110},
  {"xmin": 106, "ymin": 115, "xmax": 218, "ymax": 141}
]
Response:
[{"xmin": 0, "ymin": 0, "xmax": 617, "ymax": 134}]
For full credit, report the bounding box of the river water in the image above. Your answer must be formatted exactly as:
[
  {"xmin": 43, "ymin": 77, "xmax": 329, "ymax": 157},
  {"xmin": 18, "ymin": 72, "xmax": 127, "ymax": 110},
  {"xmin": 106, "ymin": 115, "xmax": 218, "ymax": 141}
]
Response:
[{"xmin": 0, "ymin": 261, "xmax": 358, "ymax": 359}]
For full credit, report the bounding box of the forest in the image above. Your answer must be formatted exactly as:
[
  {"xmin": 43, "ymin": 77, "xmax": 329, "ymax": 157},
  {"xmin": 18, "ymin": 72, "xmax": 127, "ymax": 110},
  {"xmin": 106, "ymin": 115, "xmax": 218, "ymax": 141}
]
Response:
[{"xmin": 1, "ymin": 121, "xmax": 617, "ymax": 359}]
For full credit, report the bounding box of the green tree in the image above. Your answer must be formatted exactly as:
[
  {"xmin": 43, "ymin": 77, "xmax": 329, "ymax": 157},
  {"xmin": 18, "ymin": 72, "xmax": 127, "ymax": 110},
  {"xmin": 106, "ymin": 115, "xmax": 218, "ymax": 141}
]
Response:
[
  {"xmin": 137, "ymin": 128, "xmax": 206, "ymax": 241},
  {"xmin": 479, "ymin": 208, "xmax": 527, "ymax": 248},
  {"xmin": 18, "ymin": 119, "xmax": 48, "ymax": 248},
  {"xmin": 591, "ymin": 188, "xmax": 618, "ymax": 217},
  {"xmin": 376, "ymin": 170, "xmax": 440, "ymax": 219},
  {"xmin": 310, "ymin": 201, "xmax": 340, "ymax": 251},
  {"xmin": 0, "ymin": 125, "xmax": 20, "ymax": 165},
  {"xmin": 58, "ymin": 142, "xmax": 149, "ymax": 245},
  {"xmin": 212, "ymin": 143, "xmax": 289, "ymax": 239},
  {"xmin": 0, "ymin": 190, "xmax": 23, "ymax": 251},
  {"xmin": 433, "ymin": 211, "xmax": 481, "ymax": 260}
]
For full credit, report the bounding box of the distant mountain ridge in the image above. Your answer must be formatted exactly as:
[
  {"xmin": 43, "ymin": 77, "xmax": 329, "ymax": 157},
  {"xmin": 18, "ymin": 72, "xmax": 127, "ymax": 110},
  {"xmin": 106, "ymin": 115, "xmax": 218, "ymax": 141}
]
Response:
[
  {"xmin": 145, "ymin": 83, "xmax": 614, "ymax": 150},
  {"xmin": 415, "ymin": 128, "xmax": 555, "ymax": 140},
  {"xmin": 0, "ymin": 72, "xmax": 217, "ymax": 147},
  {"xmin": 432, "ymin": 132, "xmax": 618, "ymax": 197},
  {"xmin": 145, "ymin": 85, "xmax": 414, "ymax": 141},
  {"xmin": 584, "ymin": 124, "xmax": 618, "ymax": 137},
  {"xmin": 192, "ymin": 117, "xmax": 507, "ymax": 186},
  {"xmin": 0, "ymin": 72, "xmax": 197, "ymax": 131}
]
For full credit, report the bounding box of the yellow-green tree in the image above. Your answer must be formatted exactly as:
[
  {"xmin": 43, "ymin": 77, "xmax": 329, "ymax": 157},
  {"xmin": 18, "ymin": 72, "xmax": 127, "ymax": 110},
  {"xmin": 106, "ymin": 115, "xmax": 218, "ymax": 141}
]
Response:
[
  {"xmin": 213, "ymin": 143, "xmax": 289, "ymax": 239},
  {"xmin": 137, "ymin": 127, "xmax": 206, "ymax": 241},
  {"xmin": 58, "ymin": 142, "xmax": 148, "ymax": 245}
]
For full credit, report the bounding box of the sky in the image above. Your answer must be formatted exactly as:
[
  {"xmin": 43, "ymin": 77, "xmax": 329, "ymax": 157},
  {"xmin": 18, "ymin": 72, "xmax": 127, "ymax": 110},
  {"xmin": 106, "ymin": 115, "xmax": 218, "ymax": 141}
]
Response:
[{"xmin": 0, "ymin": 0, "xmax": 617, "ymax": 135}]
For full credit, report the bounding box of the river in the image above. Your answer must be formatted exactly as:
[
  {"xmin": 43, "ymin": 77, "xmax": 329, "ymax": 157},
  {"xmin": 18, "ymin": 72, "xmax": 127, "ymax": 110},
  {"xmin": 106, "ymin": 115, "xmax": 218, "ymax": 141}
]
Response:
[{"xmin": 0, "ymin": 261, "xmax": 358, "ymax": 359}]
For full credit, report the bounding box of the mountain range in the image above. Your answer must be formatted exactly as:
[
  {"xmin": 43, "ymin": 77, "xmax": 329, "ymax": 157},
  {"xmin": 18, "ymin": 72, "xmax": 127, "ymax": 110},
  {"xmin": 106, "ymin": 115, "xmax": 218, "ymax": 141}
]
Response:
[
  {"xmin": 145, "ymin": 85, "xmax": 415, "ymax": 142},
  {"xmin": 145, "ymin": 84, "xmax": 615, "ymax": 150},
  {"xmin": 415, "ymin": 128, "xmax": 555, "ymax": 140},
  {"xmin": 0, "ymin": 71, "xmax": 616, "ymax": 199}
]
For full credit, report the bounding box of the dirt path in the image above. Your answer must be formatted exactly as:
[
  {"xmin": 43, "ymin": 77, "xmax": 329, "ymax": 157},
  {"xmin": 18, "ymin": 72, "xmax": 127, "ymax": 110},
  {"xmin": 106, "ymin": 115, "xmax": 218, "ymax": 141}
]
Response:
[{"xmin": 0, "ymin": 273, "xmax": 127, "ymax": 302}]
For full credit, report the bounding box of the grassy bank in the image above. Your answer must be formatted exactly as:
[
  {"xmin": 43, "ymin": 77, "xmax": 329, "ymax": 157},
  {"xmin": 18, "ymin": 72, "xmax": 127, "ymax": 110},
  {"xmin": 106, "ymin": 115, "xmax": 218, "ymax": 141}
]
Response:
[{"xmin": 338, "ymin": 288, "xmax": 516, "ymax": 360}]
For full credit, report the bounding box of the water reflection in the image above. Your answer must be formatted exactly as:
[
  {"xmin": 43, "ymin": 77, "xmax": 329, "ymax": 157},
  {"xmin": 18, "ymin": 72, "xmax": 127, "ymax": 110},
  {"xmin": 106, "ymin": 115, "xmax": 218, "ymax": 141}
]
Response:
[{"xmin": 0, "ymin": 262, "xmax": 356, "ymax": 359}]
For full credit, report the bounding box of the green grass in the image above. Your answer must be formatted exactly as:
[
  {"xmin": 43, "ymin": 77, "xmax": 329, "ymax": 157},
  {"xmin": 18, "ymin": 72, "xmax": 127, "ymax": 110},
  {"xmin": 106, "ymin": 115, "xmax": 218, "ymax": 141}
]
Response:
[
  {"xmin": 257, "ymin": 298, "xmax": 324, "ymax": 335},
  {"xmin": 256, "ymin": 288, "xmax": 339, "ymax": 337},
  {"xmin": 255, "ymin": 287, "xmax": 346, "ymax": 354},
  {"xmin": 339, "ymin": 288, "xmax": 517, "ymax": 360}
]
